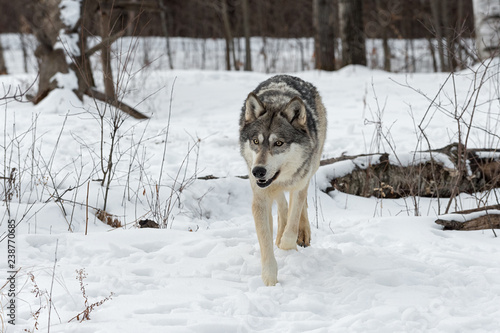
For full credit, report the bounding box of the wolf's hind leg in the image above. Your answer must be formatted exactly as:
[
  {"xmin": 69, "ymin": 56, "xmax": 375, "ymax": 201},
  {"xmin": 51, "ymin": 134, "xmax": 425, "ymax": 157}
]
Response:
[
  {"xmin": 275, "ymin": 192, "xmax": 288, "ymax": 247},
  {"xmin": 297, "ymin": 199, "xmax": 311, "ymax": 247}
]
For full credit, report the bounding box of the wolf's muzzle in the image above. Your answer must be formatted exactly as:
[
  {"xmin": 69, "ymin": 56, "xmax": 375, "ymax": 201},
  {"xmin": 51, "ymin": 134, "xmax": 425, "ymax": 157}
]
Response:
[
  {"xmin": 252, "ymin": 166, "xmax": 267, "ymax": 179},
  {"xmin": 252, "ymin": 167, "xmax": 280, "ymax": 188}
]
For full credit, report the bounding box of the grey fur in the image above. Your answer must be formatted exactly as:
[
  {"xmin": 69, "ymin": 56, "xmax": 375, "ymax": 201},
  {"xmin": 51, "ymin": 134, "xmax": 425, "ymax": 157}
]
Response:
[
  {"xmin": 240, "ymin": 75, "xmax": 321, "ymax": 143},
  {"xmin": 239, "ymin": 75, "xmax": 327, "ymax": 286}
]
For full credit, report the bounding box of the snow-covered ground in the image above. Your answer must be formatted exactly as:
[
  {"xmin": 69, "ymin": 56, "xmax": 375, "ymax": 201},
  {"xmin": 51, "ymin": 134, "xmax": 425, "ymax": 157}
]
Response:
[{"xmin": 1, "ymin": 36, "xmax": 500, "ymax": 332}]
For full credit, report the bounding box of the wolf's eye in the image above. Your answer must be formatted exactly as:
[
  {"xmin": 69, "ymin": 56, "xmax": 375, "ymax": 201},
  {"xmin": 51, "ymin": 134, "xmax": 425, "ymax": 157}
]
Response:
[
  {"xmin": 275, "ymin": 140, "xmax": 284, "ymax": 147},
  {"xmin": 252, "ymin": 139, "xmax": 259, "ymax": 145}
]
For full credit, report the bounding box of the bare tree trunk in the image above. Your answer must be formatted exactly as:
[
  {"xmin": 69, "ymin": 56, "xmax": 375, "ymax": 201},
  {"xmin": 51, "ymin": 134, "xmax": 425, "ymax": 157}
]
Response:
[
  {"xmin": 375, "ymin": 0, "xmax": 391, "ymax": 71},
  {"xmin": 427, "ymin": 37, "xmax": 438, "ymax": 72},
  {"xmin": 0, "ymin": 38, "xmax": 7, "ymax": 75},
  {"xmin": 441, "ymin": 0, "xmax": 456, "ymax": 71},
  {"xmin": 19, "ymin": 35, "xmax": 28, "ymax": 74},
  {"xmin": 313, "ymin": 0, "xmax": 336, "ymax": 71},
  {"xmin": 430, "ymin": 0, "xmax": 446, "ymax": 71},
  {"xmin": 158, "ymin": 0, "xmax": 174, "ymax": 70},
  {"xmin": 220, "ymin": 0, "xmax": 239, "ymax": 71},
  {"xmin": 224, "ymin": 42, "xmax": 231, "ymax": 71},
  {"xmin": 75, "ymin": 29, "xmax": 96, "ymax": 90},
  {"xmin": 472, "ymin": 0, "xmax": 500, "ymax": 60},
  {"xmin": 19, "ymin": 15, "xmax": 31, "ymax": 73},
  {"xmin": 242, "ymin": 0, "xmax": 252, "ymax": 71},
  {"xmin": 100, "ymin": 6, "xmax": 116, "ymax": 99},
  {"xmin": 339, "ymin": 0, "xmax": 366, "ymax": 67},
  {"xmin": 126, "ymin": 0, "xmax": 137, "ymax": 36},
  {"xmin": 261, "ymin": 36, "xmax": 268, "ymax": 73},
  {"xmin": 297, "ymin": 38, "xmax": 305, "ymax": 71},
  {"xmin": 220, "ymin": 0, "xmax": 232, "ymax": 70},
  {"xmin": 231, "ymin": 40, "xmax": 240, "ymax": 71},
  {"xmin": 381, "ymin": 37, "xmax": 390, "ymax": 71},
  {"xmin": 456, "ymin": 0, "xmax": 465, "ymax": 68}
]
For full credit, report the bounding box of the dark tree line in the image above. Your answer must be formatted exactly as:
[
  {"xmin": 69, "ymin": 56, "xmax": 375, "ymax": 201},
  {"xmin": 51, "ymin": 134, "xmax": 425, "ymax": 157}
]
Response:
[
  {"xmin": 0, "ymin": 0, "xmax": 484, "ymax": 75},
  {"xmin": 1, "ymin": 0, "xmax": 474, "ymax": 39}
]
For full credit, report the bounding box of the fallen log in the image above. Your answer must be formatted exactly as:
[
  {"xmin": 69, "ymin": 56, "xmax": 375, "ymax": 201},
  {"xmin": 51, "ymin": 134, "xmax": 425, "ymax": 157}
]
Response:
[
  {"xmin": 197, "ymin": 143, "xmax": 500, "ymax": 199},
  {"xmin": 320, "ymin": 143, "xmax": 500, "ymax": 198},
  {"xmin": 435, "ymin": 205, "xmax": 500, "ymax": 232}
]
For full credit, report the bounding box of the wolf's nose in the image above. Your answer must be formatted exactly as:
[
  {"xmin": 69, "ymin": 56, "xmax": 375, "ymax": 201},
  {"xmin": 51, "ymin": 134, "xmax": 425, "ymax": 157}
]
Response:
[{"xmin": 252, "ymin": 166, "xmax": 267, "ymax": 179}]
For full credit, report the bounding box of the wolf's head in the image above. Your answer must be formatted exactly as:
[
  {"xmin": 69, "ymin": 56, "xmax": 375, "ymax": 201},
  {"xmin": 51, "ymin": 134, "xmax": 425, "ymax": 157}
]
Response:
[{"xmin": 240, "ymin": 93, "xmax": 312, "ymax": 189}]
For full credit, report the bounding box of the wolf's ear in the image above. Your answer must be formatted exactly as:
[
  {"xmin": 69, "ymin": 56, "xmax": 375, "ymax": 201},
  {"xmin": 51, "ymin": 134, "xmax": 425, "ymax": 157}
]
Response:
[
  {"xmin": 245, "ymin": 93, "xmax": 266, "ymax": 122},
  {"xmin": 282, "ymin": 97, "xmax": 307, "ymax": 127}
]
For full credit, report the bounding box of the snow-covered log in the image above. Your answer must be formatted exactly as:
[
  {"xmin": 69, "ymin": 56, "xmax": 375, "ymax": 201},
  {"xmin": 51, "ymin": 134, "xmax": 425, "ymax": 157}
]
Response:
[
  {"xmin": 435, "ymin": 205, "xmax": 500, "ymax": 231},
  {"xmin": 473, "ymin": 0, "xmax": 500, "ymax": 59},
  {"xmin": 319, "ymin": 143, "xmax": 500, "ymax": 198}
]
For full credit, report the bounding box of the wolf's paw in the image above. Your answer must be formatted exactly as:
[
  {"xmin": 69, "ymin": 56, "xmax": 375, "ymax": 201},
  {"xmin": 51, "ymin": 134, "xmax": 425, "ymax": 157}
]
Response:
[
  {"xmin": 297, "ymin": 227, "xmax": 311, "ymax": 247},
  {"xmin": 278, "ymin": 232, "xmax": 298, "ymax": 251},
  {"xmin": 262, "ymin": 273, "xmax": 278, "ymax": 286},
  {"xmin": 262, "ymin": 259, "xmax": 278, "ymax": 286}
]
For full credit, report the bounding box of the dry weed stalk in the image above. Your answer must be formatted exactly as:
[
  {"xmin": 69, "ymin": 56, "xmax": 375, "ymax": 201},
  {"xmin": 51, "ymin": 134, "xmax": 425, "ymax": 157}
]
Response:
[
  {"xmin": 22, "ymin": 272, "xmax": 46, "ymax": 333},
  {"xmin": 69, "ymin": 269, "xmax": 113, "ymax": 323}
]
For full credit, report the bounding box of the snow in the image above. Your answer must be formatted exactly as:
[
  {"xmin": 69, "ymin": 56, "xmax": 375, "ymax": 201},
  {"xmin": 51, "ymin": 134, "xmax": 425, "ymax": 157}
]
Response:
[
  {"xmin": 475, "ymin": 151, "xmax": 500, "ymax": 159},
  {"xmin": 50, "ymin": 70, "xmax": 80, "ymax": 91},
  {"xmin": 54, "ymin": 31, "xmax": 80, "ymax": 59},
  {"xmin": 1, "ymin": 36, "xmax": 500, "ymax": 332},
  {"xmin": 59, "ymin": 0, "xmax": 81, "ymax": 29},
  {"xmin": 438, "ymin": 210, "xmax": 500, "ymax": 222},
  {"xmin": 388, "ymin": 152, "xmax": 456, "ymax": 170},
  {"xmin": 57, "ymin": 0, "xmax": 82, "ymax": 63}
]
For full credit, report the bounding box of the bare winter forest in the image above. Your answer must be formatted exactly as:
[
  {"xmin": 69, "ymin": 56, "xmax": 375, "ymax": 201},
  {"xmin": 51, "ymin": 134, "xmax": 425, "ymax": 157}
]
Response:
[
  {"xmin": 2, "ymin": 0, "xmax": 498, "ymax": 113},
  {"xmin": 2, "ymin": 1, "xmax": 500, "ymax": 332},
  {"xmin": 0, "ymin": 0, "xmax": 489, "ymax": 75}
]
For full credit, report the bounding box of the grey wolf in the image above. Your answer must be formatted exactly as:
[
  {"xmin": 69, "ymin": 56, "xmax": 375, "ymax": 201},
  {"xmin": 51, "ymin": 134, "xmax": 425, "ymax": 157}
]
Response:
[{"xmin": 239, "ymin": 75, "xmax": 327, "ymax": 286}]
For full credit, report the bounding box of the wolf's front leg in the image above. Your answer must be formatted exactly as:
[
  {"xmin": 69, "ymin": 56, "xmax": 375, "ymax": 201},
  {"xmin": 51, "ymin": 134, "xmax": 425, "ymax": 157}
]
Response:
[
  {"xmin": 278, "ymin": 186, "xmax": 308, "ymax": 251},
  {"xmin": 252, "ymin": 195, "xmax": 278, "ymax": 286},
  {"xmin": 275, "ymin": 192, "xmax": 288, "ymax": 247}
]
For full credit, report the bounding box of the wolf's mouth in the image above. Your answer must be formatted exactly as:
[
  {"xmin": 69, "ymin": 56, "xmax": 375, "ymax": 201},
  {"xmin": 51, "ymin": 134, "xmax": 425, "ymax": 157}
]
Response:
[{"xmin": 256, "ymin": 171, "xmax": 280, "ymax": 188}]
